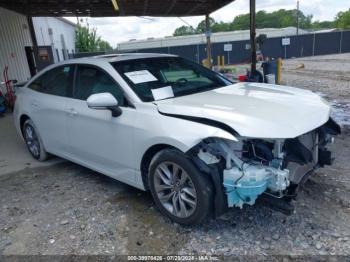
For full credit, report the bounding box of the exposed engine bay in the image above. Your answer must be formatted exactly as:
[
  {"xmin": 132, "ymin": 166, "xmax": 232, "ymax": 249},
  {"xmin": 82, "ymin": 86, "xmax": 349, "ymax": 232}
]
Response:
[{"xmin": 190, "ymin": 118, "xmax": 341, "ymax": 215}]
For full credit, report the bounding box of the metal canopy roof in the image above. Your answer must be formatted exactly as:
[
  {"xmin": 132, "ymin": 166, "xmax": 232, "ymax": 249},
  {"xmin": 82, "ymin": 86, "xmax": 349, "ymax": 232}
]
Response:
[{"xmin": 0, "ymin": 0, "xmax": 234, "ymax": 17}]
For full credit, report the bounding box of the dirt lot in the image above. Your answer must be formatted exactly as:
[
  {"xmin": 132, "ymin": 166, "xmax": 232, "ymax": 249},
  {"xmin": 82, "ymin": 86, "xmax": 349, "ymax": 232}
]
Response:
[
  {"xmin": 283, "ymin": 53, "xmax": 350, "ymax": 127},
  {"xmin": 0, "ymin": 53, "xmax": 350, "ymax": 257}
]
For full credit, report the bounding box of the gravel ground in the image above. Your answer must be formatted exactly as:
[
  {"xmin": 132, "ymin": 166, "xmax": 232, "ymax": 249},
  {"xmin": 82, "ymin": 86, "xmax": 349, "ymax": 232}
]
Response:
[
  {"xmin": 282, "ymin": 53, "xmax": 350, "ymax": 102},
  {"xmin": 282, "ymin": 53, "xmax": 350, "ymax": 126},
  {"xmin": 0, "ymin": 54, "xmax": 349, "ymax": 257}
]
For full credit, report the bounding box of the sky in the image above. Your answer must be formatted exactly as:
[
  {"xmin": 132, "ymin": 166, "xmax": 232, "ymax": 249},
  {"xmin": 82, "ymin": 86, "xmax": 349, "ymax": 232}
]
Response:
[{"xmin": 66, "ymin": 0, "xmax": 349, "ymax": 47}]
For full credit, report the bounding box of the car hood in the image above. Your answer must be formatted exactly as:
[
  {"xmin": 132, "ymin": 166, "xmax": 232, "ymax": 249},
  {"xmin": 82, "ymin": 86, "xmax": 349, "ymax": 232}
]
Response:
[{"xmin": 155, "ymin": 82, "xmax": 331, "ymax": 139}]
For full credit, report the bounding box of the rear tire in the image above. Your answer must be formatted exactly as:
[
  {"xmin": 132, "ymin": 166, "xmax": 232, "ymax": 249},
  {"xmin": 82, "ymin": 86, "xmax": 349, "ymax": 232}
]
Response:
[
  {"xmin": 148, "ymin": 149, "xmax": 213, "ymax": 225},
  {"xmin": 22, "ymin": 119, "xmax": 48, "ymax": 161}
]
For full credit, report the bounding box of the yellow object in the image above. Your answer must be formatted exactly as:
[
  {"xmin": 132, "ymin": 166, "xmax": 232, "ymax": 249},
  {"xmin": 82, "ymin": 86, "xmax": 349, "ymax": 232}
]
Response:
[
  {"xmin": 296, "ymin": 63, "xmax": 305, "ymax": 69},
  {"xmin": 217, "ymin": 56, "xmax": 225, "ymax": 67},
  {"xmin": 202, "ymin": 59, "xmax": 210, "ymax": 68},
  {"xmin": 111, "ymin": 0, "xmax": 119, "ymax": 11},
  {"xmin": 277, "ymin": 58, "xmax": 283, "ymax": 84}
]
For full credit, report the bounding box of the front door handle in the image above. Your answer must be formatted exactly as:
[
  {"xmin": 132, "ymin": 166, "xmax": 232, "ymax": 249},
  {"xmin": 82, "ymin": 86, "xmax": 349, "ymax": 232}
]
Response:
[{"xmin": 67, "ymin": 108, "xmax": 78, "ymax": 116}]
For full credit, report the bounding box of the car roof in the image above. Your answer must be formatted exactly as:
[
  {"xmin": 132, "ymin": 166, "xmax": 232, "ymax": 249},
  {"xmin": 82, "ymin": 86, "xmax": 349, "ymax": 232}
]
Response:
[
  {"xmin": 67, "ymin": 53, "xmax": 178, "ymax": 64},
  {"xmin": 30, "ymin": 53, "xmax": 179, "ymax": 83}
]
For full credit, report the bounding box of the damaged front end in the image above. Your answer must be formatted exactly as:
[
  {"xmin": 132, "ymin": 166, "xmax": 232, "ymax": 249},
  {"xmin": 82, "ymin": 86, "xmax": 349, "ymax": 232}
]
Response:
[{"xmin": 188, "ymin": 118, "xmax": 341, "ymax": 216}]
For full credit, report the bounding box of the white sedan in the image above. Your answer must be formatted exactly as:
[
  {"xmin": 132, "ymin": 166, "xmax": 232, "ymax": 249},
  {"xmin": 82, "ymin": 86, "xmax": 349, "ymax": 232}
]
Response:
[{"xmin": 14, "ymin": 53, "xmax": 340, "ymax": 225}]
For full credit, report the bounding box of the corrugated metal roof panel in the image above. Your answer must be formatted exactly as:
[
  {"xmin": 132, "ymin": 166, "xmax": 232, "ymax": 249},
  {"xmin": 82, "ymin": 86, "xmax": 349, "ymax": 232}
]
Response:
[
  {"xmin": 0, "ymin": 0, "xmax": 234, "ymax": 17},
  {"xmin": 117, "ymin": 27, "xmax": 309, "ymax": 51}
]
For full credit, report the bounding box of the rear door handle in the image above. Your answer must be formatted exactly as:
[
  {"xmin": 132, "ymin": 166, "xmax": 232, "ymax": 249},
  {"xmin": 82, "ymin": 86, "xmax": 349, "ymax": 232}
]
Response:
[{"xmin": 30, "ymin": 101, "xmax": 39, "ymax": 108}]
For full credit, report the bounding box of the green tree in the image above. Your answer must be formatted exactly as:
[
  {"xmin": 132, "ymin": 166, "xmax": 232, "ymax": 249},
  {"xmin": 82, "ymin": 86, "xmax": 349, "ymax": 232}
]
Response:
[
  {"xmin": 335, "ymin": 9, "xmax": 350, "ymax": 29},
  {"xmin": 312, "ymin": 20, "xmax": 335, "ymax": 29},
  {"xmin": 253, "ymin": 9, "xmax": 311, "ymax": 29},
  {"xmin": 172, "ymin": 8, "xmax": 342, "ymax": 36},
  {"xmin": 212, "ymin": 21, "xmax": 231, "ymax": 32},
  {"xmin": 196, "ymin": 17, "xmax": 216, "ymax": 33},
  {"xmin": 230, "ymin": 14, "xmax": 250, "ymax": 30},
  {"xmin": 98, "ymin": 40, "xmax": 113, "ymax": 51},
  {"xmin": 173, "ymin": 25, "xmax": 196, "ymax": 36},
  {"xmin": 75, "ymin": 22, "xmax": 113, "ymax": 52}
]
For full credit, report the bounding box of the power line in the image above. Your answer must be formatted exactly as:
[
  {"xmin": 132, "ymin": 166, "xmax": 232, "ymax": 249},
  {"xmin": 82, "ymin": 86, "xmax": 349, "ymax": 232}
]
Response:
[{"xmin": 178, "ymin": 17, "xmax": 194, "ymax": 28}]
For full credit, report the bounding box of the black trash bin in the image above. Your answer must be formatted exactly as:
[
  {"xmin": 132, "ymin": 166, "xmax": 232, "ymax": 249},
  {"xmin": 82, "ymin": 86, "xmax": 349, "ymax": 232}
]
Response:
[{"xmin": 262, "ymin": 60, "xmax": 277, "ymax": 83}]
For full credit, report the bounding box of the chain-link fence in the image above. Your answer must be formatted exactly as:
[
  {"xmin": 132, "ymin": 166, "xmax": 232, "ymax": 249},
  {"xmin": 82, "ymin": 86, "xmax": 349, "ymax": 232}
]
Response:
[{"xmin": 72, "ymin": 30, "xmax": 350, "ymax": 66}]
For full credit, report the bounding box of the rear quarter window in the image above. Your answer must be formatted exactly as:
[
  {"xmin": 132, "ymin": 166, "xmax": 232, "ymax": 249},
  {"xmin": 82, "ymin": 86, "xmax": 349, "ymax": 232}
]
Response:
[{"xmin": 27, "ymin": 65, "xmax": 73, "ymax": 97}]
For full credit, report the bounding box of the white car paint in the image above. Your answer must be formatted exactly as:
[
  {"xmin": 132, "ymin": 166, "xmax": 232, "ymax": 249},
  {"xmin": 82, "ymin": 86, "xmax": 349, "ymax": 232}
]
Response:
[
  {"xmin": 15, "ymin": 87, "xmax": 236, "ymax": 190},
  {"xmin": 156, "ymin": 82, "xmax": 331, "ymax": 139},
  {"xmin": 14, "ymin": 53, "xmax": 332, "ymax": 192}
]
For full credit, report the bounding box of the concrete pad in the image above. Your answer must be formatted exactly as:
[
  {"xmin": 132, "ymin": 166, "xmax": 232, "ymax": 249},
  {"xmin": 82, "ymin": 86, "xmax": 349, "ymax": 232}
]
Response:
[{"xmin": 0, "ymin": 113, "xmax": 63, "ymax": 175}]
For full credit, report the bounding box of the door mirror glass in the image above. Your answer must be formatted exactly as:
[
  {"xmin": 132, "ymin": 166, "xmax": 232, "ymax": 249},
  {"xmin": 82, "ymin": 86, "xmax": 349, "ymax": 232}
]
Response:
[{"xmin": 86, "ymin": 93, "xmax": 122, "ymax": 117}]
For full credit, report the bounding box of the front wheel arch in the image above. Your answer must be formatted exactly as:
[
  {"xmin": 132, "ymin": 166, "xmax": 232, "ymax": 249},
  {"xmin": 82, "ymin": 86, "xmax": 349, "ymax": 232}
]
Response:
[
  {"xmin": 148, "ymin": 148, "xmax": 214, "ymax": 225},
  {"xmin": 140, "ymin": 144, "xmax": 178, "ymax": 190}
]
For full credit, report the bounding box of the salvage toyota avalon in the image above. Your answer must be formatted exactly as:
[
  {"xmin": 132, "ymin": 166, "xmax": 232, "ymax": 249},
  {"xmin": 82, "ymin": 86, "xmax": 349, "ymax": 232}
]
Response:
[{"xmin": 14, "ymin": 53, "xmax": 341, "ymax": 225}]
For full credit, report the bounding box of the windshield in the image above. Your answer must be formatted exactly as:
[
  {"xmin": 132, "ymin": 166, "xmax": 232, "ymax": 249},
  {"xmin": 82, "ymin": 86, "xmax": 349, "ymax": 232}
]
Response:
[{"xmin": 112, "ymin": 57, "xmax": 233, "ymax": 102}]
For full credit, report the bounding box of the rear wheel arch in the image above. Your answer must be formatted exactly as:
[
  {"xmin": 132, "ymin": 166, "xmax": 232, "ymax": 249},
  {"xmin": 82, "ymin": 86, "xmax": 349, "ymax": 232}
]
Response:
[
  {"xmin": 20, "ymin": 114, "xmax": 30, "ymax": 137},
  {"xmin": 22, "ymin": 118, "xmax": 48, "ymax": 161}
]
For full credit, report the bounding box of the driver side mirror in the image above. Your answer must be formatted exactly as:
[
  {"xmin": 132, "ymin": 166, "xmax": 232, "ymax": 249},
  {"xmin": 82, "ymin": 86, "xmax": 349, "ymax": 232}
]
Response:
[{"xmin": 87, "ymin": 93, "xmax": 122, "ymax": 117}]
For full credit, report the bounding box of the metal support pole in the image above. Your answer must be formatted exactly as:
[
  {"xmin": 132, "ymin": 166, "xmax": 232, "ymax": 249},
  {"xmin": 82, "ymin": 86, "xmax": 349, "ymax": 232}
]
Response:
[
  {"xmin": 250, "ymin": 0, "xmax": 257, "ymax": 73},
  {"xmin": 284, "ymin": 45, "xmax": 287, "ymax": 59},
  {"xmin": 27, "ymin": 16, "xmax": 38, "ymax": 47},
  {"xmin": 196, "ymin": 44, "xmax": 200, "ymax": 64},
  {"xmin": 340, "ymin": 30, "xmax": 343, "ymax": 54},
  {"xmin": 26, "ymin": 16, "xmax": 38, "ymax": 75},
  {"xmin": 205, "ymin": 14, "xmax": 212, "ymax": 69},
  {"xmin": 296, "ymin": 1, "xmax": 300, "ymax": 35},
  {"xmin": 312, "ymin": 33, "xmax": 316, "ymax": 56}
]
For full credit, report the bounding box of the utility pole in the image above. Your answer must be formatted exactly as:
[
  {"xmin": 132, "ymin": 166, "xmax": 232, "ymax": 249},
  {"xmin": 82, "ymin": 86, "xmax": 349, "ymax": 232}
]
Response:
[
  {"xmin": 27, "ymin": 16, "xmax": 38, "ymax": 47},
  {"xmin": 250, "ymin": 0, "xmax": 257, "ymax": 73},
  {"xmin": 296, "ymin": 0, "xmax": 300, "ymax": 35},
  {"xmin": 26, "ymin": 16, "xmax": 38, "ymax": 76},
  {"xmin": 205, "ymin": 14, "xmax": 212, "ymax": 69}
]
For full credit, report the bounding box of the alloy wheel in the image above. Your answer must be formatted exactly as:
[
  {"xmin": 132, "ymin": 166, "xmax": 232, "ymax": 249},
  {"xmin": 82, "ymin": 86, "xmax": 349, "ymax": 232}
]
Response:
[
  {"xmin": 154, "ymin": 162, "xmax": 197, "ymax": 218},
  {"xmin": 24, "ymin": 125, "xmax": 40, "ymax": 157}
]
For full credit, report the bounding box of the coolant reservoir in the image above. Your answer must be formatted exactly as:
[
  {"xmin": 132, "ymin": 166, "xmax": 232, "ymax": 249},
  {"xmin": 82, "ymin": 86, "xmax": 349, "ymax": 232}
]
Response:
[{"xmin": 223, "ymin": 165, "xmax": 270, "ymax": 208}]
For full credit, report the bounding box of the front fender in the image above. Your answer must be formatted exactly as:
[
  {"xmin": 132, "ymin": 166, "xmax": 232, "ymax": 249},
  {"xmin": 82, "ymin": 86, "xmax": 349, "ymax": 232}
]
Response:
[
  {"xmin": 132, "ymin": 103, "xmax": 239, "ymax": 174},
  {"xmin": 139, "ymin": 123, "xmax": 238, "ymax": 158},
  {"xmin": 134, "ymin": 111, "xmax": 239, "ymax": 172}
]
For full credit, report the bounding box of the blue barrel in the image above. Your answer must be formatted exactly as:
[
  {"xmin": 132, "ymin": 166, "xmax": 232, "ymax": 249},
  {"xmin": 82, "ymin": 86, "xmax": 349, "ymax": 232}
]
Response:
[{"xmin": 0, "ymin": 96, "xmax": 5, "ymax": 114}]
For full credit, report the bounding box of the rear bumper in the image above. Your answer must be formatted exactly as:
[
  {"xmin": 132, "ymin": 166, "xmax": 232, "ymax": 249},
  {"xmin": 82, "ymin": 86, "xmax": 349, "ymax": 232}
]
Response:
[{"xmin": 13, "ymin": 110, "xmax": 21, "ymax": 138}]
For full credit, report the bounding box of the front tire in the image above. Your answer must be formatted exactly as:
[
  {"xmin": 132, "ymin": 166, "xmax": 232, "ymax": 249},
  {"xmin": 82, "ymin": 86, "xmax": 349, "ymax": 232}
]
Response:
[
  {"xmin": 149, "ymin": 149, "xmax": 213, "ymax": 225},
  {"xmin": 23, "ymin": 119, "xmax": 48, "ymax": 161}
]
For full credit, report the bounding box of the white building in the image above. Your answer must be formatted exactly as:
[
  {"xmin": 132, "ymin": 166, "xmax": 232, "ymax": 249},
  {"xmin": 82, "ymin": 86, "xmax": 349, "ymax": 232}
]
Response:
[
  {"xmin": 0, "ymin": 7, "xmax": 76, "ymax": 84},
  {"xmin": 118, "ymin": 27, "xmax": 308, "ymax": 51},
  {"xmin": 32, "ymin": 17, "xmax": 76, "ymax": 63}
]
